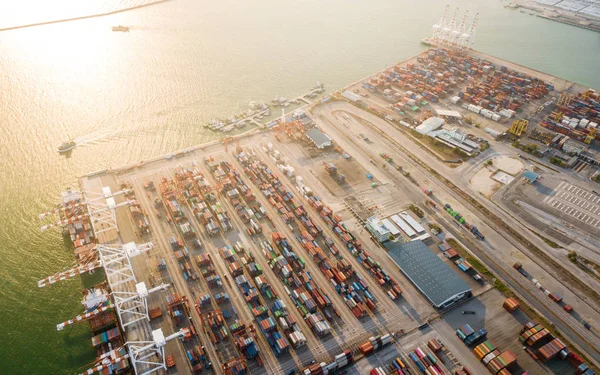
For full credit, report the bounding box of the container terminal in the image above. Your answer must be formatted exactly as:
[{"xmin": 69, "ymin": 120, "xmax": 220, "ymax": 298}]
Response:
[{"xmin": 37, "ymin": 35, "xmax": 600, "ymax": 375}]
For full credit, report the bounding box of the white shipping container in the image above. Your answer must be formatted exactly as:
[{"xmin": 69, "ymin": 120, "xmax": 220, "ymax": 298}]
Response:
[
  {"xmin": 483, "ymin": 351, "xmax": 497, "ymax": 364},
  {"xmin": 381, "ymin": 333, "xmax": 392, "ymax": 345},
  {"xmin": 492, "ymin": 114, "xmax": 501, "ymax": 121}
]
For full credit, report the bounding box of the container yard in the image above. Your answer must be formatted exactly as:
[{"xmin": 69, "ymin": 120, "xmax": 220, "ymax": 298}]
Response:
[{"xmin": 35, "ymin": 43, "xmax": 600, "ymax": 375}]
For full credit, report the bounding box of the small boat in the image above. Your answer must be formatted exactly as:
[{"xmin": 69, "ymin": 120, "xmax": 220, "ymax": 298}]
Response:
[
  {"xmin": 312, "ymin": 82, "xmax": 325, "ymax": 93},
  {"xmin": 58, "ymin": 140, "xmax": 76, "ymax": 153},
  {"xmin": 112, "ymin": 25, "xmax": 130, "ymax": 32},
  {"xmin": 221, "ymin": 125, "xmax": 234, "ymax": 132}
]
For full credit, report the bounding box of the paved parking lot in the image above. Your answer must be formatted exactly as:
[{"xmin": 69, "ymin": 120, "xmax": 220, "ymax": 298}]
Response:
[{"xmin": 543, "ymin": 182, "xmax": 600, "ymax": 228}]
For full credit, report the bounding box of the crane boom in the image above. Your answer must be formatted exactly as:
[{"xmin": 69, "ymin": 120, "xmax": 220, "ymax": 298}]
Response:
[{"xmin": 57, "ymin": 303, "xmax": 114, "ymax": 331}]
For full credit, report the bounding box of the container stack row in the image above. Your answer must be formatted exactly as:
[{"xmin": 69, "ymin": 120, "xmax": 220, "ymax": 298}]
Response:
[
  {"xmin": 218, "ymin": 244, "xmax": 295, "ymax": 357},
  {"xmin": 207, "ymin": 159, "xmax": 267, "ymax": 236}
]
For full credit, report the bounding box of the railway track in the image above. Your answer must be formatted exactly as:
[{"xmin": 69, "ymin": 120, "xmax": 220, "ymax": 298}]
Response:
[{"xmin": 325, "ymin": 107, "xmax": 600, "ymax": 366}]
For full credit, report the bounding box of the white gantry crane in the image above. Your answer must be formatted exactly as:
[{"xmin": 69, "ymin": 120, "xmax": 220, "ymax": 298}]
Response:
[
  {"xmin": 38, "ymin": 241, "xmax": 165, "ymax": 329},
  {"xmin": 459, "ymin": 12, "xmax": 479, "ymax": 50},
  {"xmin": 428, "ymin": 7, "xmax": 478, "ymax": 50},
  {"xmin": 431, "ymin": 5, "xmax": 449, "ymax": 41},
  {"xmin": 452, "ymin": 11, "xmax": 469, "ymax": 46},
  {"xmin": 441, "ymin": 7, "xmax": 459, "ymax": 45},
  {"xmin": 40, "ymin": 186, "xmax": 136, "ymax": 234},
  {"xmin": 56, "ymin": 281, "xmax": 170, "ymax": 331},
  {"xmin": 80, "ymin": 328, "xmax": 188, "ymax": 375}
]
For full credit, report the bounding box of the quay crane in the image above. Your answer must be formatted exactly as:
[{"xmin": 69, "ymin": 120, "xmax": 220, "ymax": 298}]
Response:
[
  {"xmin": 56, "ymin": 281, "xmax": 170, "ymax": 331},
  {"xmin": 38, "ymin": 241, "xmax": 165, "ymax": 329},
  {"xmin": 80, "ymin": 328, "xmax": 188, "ymax": 375},
  {"xmin": 40, "ymin": 186, "xmax": 136, "ymax": 234},
  {"xmin": 459, "ymin": 12, "xmax": 479, "ymax": 49},
  {"xmin": 425, "ymin": 7, "xmax": 478, "ymax": 50}
]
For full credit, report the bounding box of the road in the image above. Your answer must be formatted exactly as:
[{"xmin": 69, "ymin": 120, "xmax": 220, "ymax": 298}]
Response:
[{"xmin": 311, "ymin": 101, "xmax": 600, "ymax": 366}]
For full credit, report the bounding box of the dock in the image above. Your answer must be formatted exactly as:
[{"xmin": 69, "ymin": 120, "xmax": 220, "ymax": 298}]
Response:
[{"xmin": 37, "ymin": 43, "xmax": 600, "ymax": 375}]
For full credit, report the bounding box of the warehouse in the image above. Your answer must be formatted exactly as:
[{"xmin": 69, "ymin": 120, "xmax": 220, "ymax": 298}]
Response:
[
  {"xmin": 385, "ymin": 241, "xmax": 472, "ymax": 309},
  {"xmin": 342, "ymin": 90, "xmax": 361, "ymax": 102},
  {"xmin": 306, "ymin": 128, "xmax": 333, "ymax": 149}
]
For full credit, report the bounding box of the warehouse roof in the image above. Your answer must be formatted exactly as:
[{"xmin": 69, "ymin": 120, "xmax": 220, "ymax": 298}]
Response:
[
  {"xmin": 306, "ymin": 128, "xmax": 332, "ymax": 148},
  {"xmin": 385, "ymin": 241, "xmax": 471, "ymax": 308},
  {"xmin": 416, "ymin": 117, "xmax": 445, "ymax": 134},
  {"xmin": 435, "ymin": 109, "xmax": 462, "ymax": 118}
]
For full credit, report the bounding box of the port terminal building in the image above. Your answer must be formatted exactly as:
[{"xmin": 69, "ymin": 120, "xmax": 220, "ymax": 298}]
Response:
[
  {"xmin": 385, "ymin": 240, "xmax": 472, "ymax": 309},
  {"xmin": 306, "ymin": 128, "xmax": 333, "ymax": 149}
]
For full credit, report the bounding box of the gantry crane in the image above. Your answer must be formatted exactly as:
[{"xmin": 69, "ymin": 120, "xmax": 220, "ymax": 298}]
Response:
[
  {"xmin": 432, "ymin": 5, "xmax": 450, "ymax": 41},
  {"xmin": 509, "ymin": 119, "xmax": 529, "ymax": 137},
  {"xmin": 39, "ymin": 242, "xmax": 164, "ymax": 329},
  {"xmin": 460, "ymin": 13, "xmax": 479, "ymax": 49},
  {"xmin": 40, "ymin": 186, "xmax": 136, "ymax": 234},
  {"xmin": 451, "ymin": 10, "xmax": 468, "ymax": 46},
  {"xmin": 80, "ymin": 328, "xmax": 188, "ymax": 375},
  {"xmin": 584, "ymin": 128, "xmax": 596, "ymax": 145}
]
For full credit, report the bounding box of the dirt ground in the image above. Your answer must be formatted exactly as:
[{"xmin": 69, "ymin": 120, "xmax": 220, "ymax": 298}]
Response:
[
  {"xmin": 314, "ymin": 157, "xmax": 373, "ymax": 197},
  {"xmin": 493, "ymin": 156, "xmax": 525, "ymax": 176},
  {"xmin": 470, "ymin": 167, "xmax": 501, "ymax": 198}
]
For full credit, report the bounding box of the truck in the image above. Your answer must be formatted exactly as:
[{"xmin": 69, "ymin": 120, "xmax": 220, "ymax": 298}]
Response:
[
  {"xmin": 513, "ymin": 262, "xmax": 529, "ymax": 277},
  {"xmin": 464, "ymin": 328, "xmax": 488, "ymax": 346},
  {"xmin": 548, "ymin": 292, "xmax": 563, "ymax": 303}
]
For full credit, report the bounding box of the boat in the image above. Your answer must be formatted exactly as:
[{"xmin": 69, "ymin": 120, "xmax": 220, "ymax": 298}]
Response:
[
  {"xmin": 421, "ymin": 37, "xmax": 436, "ymax": 46},
  {"xmin": 57, "ymin": 140, "xmax": 76, "ymax": 153},
  {"xmin": 207, "ymin": 119, "xmax": 225, "ymax": 131},
  {"xmin": 271, "ymin": 96, "xmax": 281, "ymax": 106},
  {"xmin": 312, "ymin": 82, "xmax": 325, "ymax": 93},
  {"xmin": 278, "ymin": 97, "xmax": 288, "ymax": 106},
  {"xmin": 112, "ymin": 25, "xmax": 129, "ymax": 32},
  {"xmin": 221, "ymin": 125, "xmax": 234, "ymax": 133}
]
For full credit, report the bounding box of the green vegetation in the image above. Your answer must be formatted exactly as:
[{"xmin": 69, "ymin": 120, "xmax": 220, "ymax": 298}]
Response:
[
  {"xmin": 549, "ymin": 156, "xmax": 566, "ymax": 167},
  {"xmin": 592, "ymin": 173, "xmax": 600, "ymax": 183},
  {"xmin": 568, "ymin": 250, "xmax": 578, "ymax": 262},
  {"xmin": 480, "ymin": 142, "xmax": 490, "ymax": 151},
  {"xmin": 542, "ymin": 237, "xmax": 560, "ymax": 248},
  {"xmin": 485, "ymin": 160, "xmax": 493, "ymax": 166},
  {"xmin": 568, "ymin": 250, "xmax": 600, "ymax": 282},
  {"xmin": 408, "ymin": 204, "xmax": 424, "ymax": 218},
  {"xmin": 512, "ymin": 140, "xmax": 543, "ymax": 157}
]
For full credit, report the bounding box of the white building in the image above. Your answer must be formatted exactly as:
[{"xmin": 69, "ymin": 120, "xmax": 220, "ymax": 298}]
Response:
[
  {"xmin": 366, "ymin": 216, "xmax": 391, "ymax": 243},
  {"xmin": 416, "ymin": 117, "xmax": 445, "ymax": 135}
]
